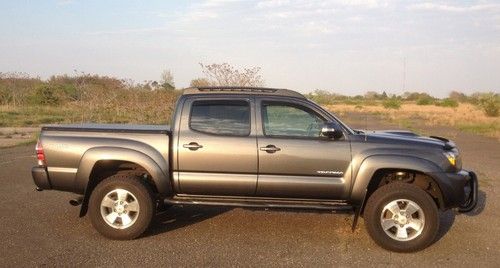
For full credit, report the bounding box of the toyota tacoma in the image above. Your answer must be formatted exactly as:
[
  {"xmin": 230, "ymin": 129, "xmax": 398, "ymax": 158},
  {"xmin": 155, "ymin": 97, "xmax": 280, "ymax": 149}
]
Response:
[{"xmin": 31, "ymin": 86, "xmax": 478, "ymax": 252}]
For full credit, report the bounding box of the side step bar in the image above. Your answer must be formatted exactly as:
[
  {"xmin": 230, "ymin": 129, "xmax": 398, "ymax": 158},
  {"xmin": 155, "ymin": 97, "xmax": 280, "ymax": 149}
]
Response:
[{"xmin": 164, "ymin": 195, "xmax": 353, "ymax": 211}]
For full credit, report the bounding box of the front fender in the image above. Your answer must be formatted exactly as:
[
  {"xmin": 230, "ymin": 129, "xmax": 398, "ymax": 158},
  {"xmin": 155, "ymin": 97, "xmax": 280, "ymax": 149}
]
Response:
[
  {"xmin": 74, "ymin": 146, "xmax": 171, "ymax": 195},
  {"xmin": 350, "ymin": 155, "xmax": 442, "ymax": 206}
]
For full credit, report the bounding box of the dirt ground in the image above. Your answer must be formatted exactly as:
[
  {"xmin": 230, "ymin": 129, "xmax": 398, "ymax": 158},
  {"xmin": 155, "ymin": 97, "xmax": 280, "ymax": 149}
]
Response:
[
  {"xmin": 0, "ymin": 115, "xmax": 498, "ymax": 267},
  {"xmin": 0, "ymin": 127, "xmax": 37, "ymax": 147}
]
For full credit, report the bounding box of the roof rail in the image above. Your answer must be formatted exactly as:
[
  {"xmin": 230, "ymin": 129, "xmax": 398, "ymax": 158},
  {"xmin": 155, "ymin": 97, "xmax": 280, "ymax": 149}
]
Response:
[{"xmin": 183, "ymin": 86, "xmax": 305, "ymax": 99}]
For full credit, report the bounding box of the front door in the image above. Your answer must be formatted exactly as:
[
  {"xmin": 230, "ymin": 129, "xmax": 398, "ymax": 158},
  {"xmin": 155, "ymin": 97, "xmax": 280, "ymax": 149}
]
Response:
[
  {"xmin": 176, "ymin": 97, "xmax": 258, "ymax": 196},
  {"xmin": 256, "ymin": 99, "xmax": 352, "ymax": 199}
]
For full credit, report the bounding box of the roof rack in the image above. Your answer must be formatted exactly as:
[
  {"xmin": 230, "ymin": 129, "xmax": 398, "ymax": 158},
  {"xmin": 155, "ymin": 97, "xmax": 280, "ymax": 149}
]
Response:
[{"xmin": 183, "ymin": 86, "xmax": 305, "ymax": 99}]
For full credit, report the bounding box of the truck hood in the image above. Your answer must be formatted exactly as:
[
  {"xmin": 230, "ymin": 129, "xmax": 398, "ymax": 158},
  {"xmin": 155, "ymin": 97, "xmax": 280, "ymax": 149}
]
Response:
[{"xmin": 356, "ymin": 129, "xmax": 455, "ymax": 149}]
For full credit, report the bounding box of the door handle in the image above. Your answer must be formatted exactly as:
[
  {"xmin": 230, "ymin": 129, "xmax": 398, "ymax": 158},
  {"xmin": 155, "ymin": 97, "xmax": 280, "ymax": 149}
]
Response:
[
  {"xmin": 260, "ymin": 145, "xmax": 281, "ymax": 153},
  {"xmin": 183, "ymin": 142, "xmax": 203, "ymax": 151}
]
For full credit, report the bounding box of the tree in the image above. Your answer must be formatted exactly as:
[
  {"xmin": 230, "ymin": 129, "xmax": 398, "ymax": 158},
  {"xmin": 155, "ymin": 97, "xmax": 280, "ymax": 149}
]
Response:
[
  {"xmin": 199, "ymin": 63, "xmax": 264, "ymax": 87},
  {"xmin": 449, "ymin": 91, "xmax": 468, "ymax": 102},
  {"xmin": 381, "ymin": 91, "xmax": 388, "ymax": 99},
  {"xmin": 160, "ymin": 69, "xmax": 175, "ymax": 90},
  {"xmin": 364, "ymin": 91, "xmax": 379, "ymax": 99}
]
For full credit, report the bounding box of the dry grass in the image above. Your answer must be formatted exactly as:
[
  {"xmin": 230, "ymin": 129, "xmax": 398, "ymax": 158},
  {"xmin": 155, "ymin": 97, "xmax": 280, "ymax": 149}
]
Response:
[
  {"xmin": 0, "ymin": 90, "xmax": 179, "ymax": 127},
  {"xmin": 326, "ymin": 103, "xmax": 500, "ymax": 139}
]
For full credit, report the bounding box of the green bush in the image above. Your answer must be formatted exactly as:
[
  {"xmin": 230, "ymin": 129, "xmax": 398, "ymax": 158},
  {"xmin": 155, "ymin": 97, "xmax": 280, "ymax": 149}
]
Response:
[
  {"xmin": 416, "ymin": 97, "xmax": 434, "ymax": 105},
  {"xmin": 0, "ymin": 85, "xmax": 11, "ymax": 104},
  {"xmin": 383, "ymin": 98, "xmax": 401, "ymax": 109},
  {"xmin": 436, "ymin": 98, "xmax": 458, "ymax": 108},
  {"xmin": 477, "ymin": 93, "xmax": 499, "ymax": 117},
  {"xmin": 30, "ymin": 85, "xmax": 61, "ymax": 105},
  {"xmin": 59, "ymin": 83, "xmax": 79, "ymax": 101}
]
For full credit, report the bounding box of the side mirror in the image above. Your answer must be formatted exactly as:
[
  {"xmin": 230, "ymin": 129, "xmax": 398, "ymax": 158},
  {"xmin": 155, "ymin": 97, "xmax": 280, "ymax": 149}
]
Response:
[{"xmin": 321, "ymin": 122, "xmax": 344, "ymax": 139}]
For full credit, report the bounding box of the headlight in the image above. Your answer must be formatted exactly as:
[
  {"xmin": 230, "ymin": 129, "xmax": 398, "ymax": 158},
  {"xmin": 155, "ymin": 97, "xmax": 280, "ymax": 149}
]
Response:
[{"xmin": 443, "ymin": 151, "xmax": 457, "ymax": 166}]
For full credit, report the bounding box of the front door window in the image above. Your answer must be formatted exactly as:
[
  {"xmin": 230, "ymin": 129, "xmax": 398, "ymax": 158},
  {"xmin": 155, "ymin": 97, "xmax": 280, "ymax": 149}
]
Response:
[{"xmin": 262, "ymin": 103, "xmax": 325, "ymax": 138}]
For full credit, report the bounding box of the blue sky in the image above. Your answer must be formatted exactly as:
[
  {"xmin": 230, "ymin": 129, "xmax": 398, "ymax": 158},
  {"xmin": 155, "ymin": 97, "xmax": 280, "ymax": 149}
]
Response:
[{"xmin": 1, "ymin": 0, "xmax": 499, "ymax": 96}]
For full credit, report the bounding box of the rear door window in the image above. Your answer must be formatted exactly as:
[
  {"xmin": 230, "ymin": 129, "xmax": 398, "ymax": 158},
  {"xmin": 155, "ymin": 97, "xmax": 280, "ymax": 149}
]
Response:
[{"xmin": 190, "ymin": 100, "xmax": 250, "ymax": 136}]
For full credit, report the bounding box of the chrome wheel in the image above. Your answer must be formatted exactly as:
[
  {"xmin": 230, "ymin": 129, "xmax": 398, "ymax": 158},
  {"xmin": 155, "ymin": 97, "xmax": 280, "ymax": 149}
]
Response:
[
  {"xmin": 380, "ymin": 199, "xmax": 425, "ymax": 241},
  {"xmin": 100, "ymin": 188, "xmax": 140, "ymax": 229}
]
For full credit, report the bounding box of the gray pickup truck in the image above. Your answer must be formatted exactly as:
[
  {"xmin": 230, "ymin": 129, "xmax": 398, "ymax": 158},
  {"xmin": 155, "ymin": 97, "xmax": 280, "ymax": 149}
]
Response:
[{"xmin": 32, "ymin": 86, "xmax": 477, "ymax": 252}]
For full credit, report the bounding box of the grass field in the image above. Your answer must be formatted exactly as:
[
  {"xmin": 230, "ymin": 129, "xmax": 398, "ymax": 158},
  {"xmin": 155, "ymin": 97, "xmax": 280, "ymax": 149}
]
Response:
[
  {"xmin": 1, "ymin": 74, "xmax": 498, "ymax": 147},
  {"xmin": 326, "ymin": 103, "xmax": 499, "ymax": 139}
]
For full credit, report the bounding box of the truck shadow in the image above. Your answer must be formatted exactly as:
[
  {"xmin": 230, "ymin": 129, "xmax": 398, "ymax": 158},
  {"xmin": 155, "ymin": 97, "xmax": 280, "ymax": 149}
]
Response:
[
  {"xmin": 435, "ymin": 189, "xmax": 486, "ymax": 242},
  {"xmin": 144, "ymin": 205, "xmax": 353, "ymax": 238},
  {"xmin": 144, "ymin": 190, "xmax": 486, "ymax": 240},
  {"xmin": 463, "ymin": 189, "xmax": 486, "ymax": 216},
  {"xmin": 144, "ymin": 205, "xmax": 232, "ymax": 237}
]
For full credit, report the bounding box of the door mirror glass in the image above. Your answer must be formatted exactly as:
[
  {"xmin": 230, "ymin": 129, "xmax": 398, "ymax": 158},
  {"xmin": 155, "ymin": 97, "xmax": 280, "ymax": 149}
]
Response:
[{"xmin": 321, "ymin": 122, "xmax": 344, "ymax": 139}]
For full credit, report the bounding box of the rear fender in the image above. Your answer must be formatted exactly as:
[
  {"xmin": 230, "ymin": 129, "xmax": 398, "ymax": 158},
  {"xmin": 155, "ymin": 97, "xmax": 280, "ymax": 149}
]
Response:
[{"xmin": 75, "ymin": 147, "xmax": 171, "ymax": 217}]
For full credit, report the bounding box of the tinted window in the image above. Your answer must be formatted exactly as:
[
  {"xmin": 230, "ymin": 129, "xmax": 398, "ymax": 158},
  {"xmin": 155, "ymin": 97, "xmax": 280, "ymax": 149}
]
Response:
[
  {"xmin": 262, "ymin": 103, "xmax": 324, "ymax": 138},
  {"xmin": 190, "ymin": 100, "xmax": 250, "ymax": 136}
]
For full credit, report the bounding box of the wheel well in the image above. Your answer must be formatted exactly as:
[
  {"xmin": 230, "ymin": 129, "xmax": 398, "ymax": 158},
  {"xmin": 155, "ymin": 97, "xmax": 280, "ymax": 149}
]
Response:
[
  {"xmin": 79, "ymin": 160, "xmax": 158, "ymax": 217},
  {"xmin": 362, "ymin": 169, "xmax": 444, "ymax": 213}
]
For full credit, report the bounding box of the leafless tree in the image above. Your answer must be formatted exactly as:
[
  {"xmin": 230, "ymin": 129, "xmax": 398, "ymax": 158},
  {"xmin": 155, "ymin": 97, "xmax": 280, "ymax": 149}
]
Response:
[
  {"xmin": 160, "ymin": 69, "xmax": 175, "ymax": 90},
  {"xmin": 199, "ymin": 63, "xmax": 264, "ymax": 87}
]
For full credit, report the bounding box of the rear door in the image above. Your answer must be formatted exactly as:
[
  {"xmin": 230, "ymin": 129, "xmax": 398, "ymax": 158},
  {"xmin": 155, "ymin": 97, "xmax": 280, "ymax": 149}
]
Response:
[
  {"xmin": 176, "ymin": 96, "xmax": 258, "ymax": 196},
  {"xmin": 256, "ymin": 98, "xmax": 352, "ymax": 199}
]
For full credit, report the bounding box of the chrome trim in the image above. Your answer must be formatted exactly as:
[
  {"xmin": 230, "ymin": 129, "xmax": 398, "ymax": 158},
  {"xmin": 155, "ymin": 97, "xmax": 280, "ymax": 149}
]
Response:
[{"xmin": 47, "ymin": 167, "xmax": 78, "ymax": 174}]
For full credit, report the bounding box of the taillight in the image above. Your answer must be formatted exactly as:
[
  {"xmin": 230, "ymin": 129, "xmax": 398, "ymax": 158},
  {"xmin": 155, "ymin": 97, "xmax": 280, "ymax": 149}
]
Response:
[{"xmin": 35, "ymin": 140, "xmax": 46, "ymax": 166}]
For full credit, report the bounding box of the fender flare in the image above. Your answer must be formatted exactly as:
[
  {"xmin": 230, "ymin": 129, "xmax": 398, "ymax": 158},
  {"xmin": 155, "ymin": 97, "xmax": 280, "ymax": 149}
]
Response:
[
  {"xmin": 75, "ymin": 147, "xmax": 172, "ymax": 217},
  {"xmin": 75, "ymin": 146, "xmax": 171, "ymax": 194},
  {"xmin": 350, "ymin": 154, "xmax": 443, "ymax": 207}
]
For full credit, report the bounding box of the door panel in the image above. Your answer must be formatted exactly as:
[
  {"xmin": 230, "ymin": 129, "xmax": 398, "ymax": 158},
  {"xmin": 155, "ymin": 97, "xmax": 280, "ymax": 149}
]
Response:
[
  {"xmin": 256, "ymin": 174, "xmax": 345, "ymax": 199},
  {"xmin": 176, "ymin": 172, "xmax": 257, "ymax": 196},
  {"xmin": 256, "ymin": 99, "xmax": 352, "ymax": 199},
  {"xmin": 257, "ymin": 137, "xmax": 351, "ymax": 199},
  {"xmin": 177, "ymin": 97, "xmax": 258, "ymax": 196}
]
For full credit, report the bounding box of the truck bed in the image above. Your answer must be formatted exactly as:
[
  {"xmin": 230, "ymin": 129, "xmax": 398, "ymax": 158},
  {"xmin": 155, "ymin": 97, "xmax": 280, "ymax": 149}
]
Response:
[{"xmin": 38, "ymin": 124, "xmax": 171, "ymax": 194}]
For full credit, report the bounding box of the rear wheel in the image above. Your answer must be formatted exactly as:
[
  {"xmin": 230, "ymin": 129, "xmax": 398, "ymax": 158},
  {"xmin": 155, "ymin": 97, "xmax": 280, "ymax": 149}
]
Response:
[
  {"xmin": 364, "ymin": 183, "xmax": 439, "ymax": 252},
  {"xmin": 89, "ymin": 173, "xmax": 155, "ymax": 240}
]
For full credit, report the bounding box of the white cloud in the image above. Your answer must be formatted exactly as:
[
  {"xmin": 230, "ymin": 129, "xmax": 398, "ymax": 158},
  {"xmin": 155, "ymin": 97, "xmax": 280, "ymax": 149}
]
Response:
[
  {"xmin": 86, "ymin": 27, "xmax": 168, "ymax": 36},
  {"xmin": 408, "ymin": 2, "xmax": 500, "ymax": 12},
  {"xmin": 57, "ymin": 0, "xmax": 74, "ymax": 6},
  {"xmin": 336, "ymin": 0, "xmax": 389, "ymax": 8},
  {"xmin": 257, "ymin": 0, "xmax": 290, "ymax": 9}
]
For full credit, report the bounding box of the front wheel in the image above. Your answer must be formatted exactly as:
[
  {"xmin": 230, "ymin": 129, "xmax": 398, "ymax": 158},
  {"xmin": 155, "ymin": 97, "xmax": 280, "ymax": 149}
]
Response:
[
  {"xmin": 88, "ymin": 173, "xmax": 156, "ymax": 240},
  {"xmin": 364, "ymin": 183, "xmax": 439, "ymax": 252}
]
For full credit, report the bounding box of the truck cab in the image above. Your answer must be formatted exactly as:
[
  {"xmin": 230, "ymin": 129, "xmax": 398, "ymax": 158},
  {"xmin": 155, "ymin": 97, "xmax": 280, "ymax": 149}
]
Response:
[{"xmin": 172, "ymin": 88, "xmax": 351, "ymax": 199}]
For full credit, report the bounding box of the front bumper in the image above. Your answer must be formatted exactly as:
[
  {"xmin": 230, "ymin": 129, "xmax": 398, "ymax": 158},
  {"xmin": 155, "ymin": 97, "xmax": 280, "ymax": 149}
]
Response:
[
  {"xmin": 32, "ymin": 166, "xmax": 52, "ymax": 190},
  {"xmin": 457, "ymin": 171, "xmax": 478, "ymax": 212},
  {"xmin": 431, "ymin": 170, "xmax": 478, "ymax": 211}
]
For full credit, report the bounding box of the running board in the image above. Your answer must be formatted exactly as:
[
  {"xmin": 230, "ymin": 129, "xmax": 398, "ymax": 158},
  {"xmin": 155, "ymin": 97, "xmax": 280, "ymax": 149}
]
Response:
[{"xmin": 164, "ymin": 195, "xmax": 353, "ymax": 211}]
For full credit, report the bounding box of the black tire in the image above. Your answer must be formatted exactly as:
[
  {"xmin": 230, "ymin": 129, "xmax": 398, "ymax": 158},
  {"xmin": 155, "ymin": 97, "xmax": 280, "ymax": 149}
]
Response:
[
  {"xmin": 364, "ymin": 183, "xmax": 439, "ymax": 252},
  {"xmin": 88, "ymin": 172, "xmax": 156, "ymax": 240}
]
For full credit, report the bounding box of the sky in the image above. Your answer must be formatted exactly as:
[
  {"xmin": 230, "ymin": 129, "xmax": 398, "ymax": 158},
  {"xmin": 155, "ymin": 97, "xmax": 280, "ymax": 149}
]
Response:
[{"xmin": 0, "ymin": 0, "xmax": 499, "ymax": 97}]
